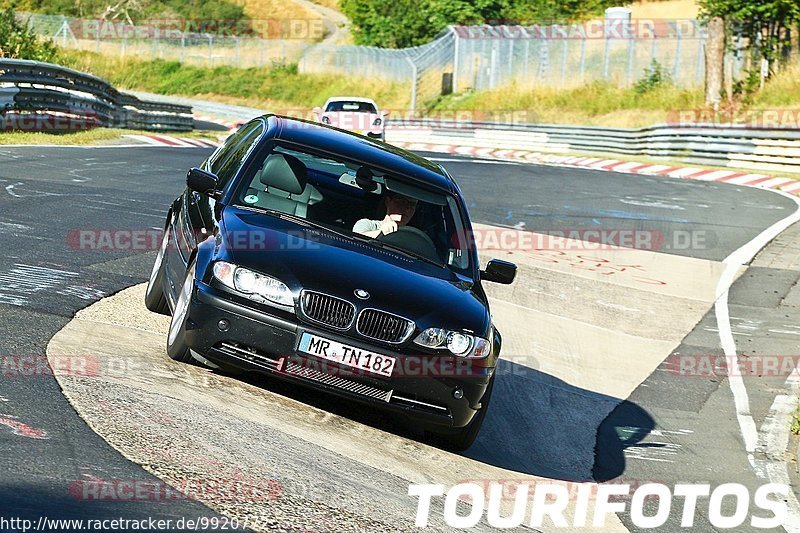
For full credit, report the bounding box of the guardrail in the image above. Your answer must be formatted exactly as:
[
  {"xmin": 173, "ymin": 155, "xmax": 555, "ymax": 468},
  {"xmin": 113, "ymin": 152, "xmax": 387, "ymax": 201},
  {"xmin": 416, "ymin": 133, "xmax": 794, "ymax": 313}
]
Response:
[
  {"xmin": 0, "ymin": 59, "xmax": 193, "ymax": 131},
  {"xmin": 386, "ymin": 120, "xmax": 800, "ymax": 174}
]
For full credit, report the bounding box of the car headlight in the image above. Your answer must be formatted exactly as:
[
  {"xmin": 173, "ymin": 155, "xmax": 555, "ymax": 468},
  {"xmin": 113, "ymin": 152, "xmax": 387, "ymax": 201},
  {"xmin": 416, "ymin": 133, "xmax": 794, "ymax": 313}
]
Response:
[
  {"xmin": 321, "ymin": 116, "xmax": 331, "ymax": 124},
  {"xmin": 413, "ymin": 328, "xmax": 491, "ymax": 358},
  {"xmin": 213, "ymin": 261, "xmax": 293, "ymax": 307},
  {"xmin": 373, "ymin": 117, "xmax": 382, "ymax": 126}
]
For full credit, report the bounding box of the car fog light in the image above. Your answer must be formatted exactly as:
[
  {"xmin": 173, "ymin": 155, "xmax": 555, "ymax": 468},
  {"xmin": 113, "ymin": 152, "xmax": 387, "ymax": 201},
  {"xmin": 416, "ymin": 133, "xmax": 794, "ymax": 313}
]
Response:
[
  {"xmin": 217, "ymin": 319, "xmax": 230, "ymax": 332},
  {"xmin": 453, "ymin": 388, "xmax": 464, "ymax": 400}
]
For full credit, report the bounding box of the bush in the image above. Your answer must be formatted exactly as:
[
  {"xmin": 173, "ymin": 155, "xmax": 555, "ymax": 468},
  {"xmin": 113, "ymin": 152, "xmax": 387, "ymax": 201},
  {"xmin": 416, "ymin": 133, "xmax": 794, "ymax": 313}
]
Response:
[
  {"xmin": 633, "ymin": 60, "xmax": 671, "ymax": 95},
  {"xmin": 0, "ymin": 8, "xmax": 59, "ymax": 61}
]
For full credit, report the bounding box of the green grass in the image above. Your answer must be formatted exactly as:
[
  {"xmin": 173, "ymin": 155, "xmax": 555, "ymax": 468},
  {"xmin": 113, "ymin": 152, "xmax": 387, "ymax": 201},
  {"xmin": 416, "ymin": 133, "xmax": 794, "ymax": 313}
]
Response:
[
  {"xmin": 429, "ymin": 64, "xmax": 800, "ymax": 128},
  {"xmin": 54, "ymin": 49, "xmax": 800, "ymax": 129},
  {"xmin": 59, "ymin": 50, "xmax": 411, "ymax": 112},
  {"xmin": 431, "ymin": 82, "xmax": 704, "ymax": 128},
  {"xmin": 792, "ymin": 405, "xmax": 800, "ymax": 435},
  {"xmin": 0, "ymin": 128, "xmax": 218, "ymax": 145}
]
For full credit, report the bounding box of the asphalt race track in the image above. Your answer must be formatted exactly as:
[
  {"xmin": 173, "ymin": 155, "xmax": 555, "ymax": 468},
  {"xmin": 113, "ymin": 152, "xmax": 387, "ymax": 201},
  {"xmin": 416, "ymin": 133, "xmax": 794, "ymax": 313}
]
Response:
[{"xmin": 1, "ymin": 144, "xmax": 799, "ymax": 531}]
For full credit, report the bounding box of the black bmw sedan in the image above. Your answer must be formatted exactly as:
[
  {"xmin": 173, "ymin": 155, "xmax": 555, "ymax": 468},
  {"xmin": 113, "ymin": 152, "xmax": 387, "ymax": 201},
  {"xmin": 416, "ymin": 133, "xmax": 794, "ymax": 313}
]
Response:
[{"xmin": 145, "ymin": 115, "xmax": 516, "ymax": 450}]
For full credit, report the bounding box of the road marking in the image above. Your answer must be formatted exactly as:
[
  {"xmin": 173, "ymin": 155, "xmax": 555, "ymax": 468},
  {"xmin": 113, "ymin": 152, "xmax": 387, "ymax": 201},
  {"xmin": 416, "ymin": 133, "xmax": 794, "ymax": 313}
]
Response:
[
  {"xmin": 4, "ymin": 183, "xmax": 22, "ymax": 198},
  {"xmin": 713, "ymin": 188, "xmax": 800, "ymax": 531},
  {"xmin": 619, "ymin": 198, "xmax": 686, "ymax": 210},
  {"xmin": 0, "ymin": 415, "xmax": 49, "ymax": 439},
  {"xmin": 622, "ymin": 426, "xmax": 692, "ymax": 464},
  {"xmin": 756, "ymin": 379, "xmax": 800, "ymax": 533},
  {"xmin": 0, "ymin": 264, "xmax": 104, "ymax": 306}
]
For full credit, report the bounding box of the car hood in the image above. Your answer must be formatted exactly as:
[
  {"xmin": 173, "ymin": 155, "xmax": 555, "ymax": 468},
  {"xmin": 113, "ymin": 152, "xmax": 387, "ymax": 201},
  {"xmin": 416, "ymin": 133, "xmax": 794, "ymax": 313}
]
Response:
[{"xmin": 219, "ymin": 207, "xmax": 488, "ymax": 334}]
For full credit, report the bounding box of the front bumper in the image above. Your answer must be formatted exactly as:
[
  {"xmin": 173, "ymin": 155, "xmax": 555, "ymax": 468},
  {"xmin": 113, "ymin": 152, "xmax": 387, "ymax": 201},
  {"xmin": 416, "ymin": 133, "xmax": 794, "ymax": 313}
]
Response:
[{"xmin": 184, "ymin": 282, "xmax": 493, "ymax": 429}]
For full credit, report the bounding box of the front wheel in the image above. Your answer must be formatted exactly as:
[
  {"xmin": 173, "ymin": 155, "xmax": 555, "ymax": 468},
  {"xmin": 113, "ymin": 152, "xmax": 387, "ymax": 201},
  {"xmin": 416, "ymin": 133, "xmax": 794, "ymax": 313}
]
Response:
[
  {"xmin": 145, "ymin": 222, "xmax": 170, "ymax": 315},
  {"xmin": 432, "ymin": 374, "xmax": 495, "ymax": 452},
  {"xmin": 166, "ymin": 260, "xmax": 196, "ymax": 364}
]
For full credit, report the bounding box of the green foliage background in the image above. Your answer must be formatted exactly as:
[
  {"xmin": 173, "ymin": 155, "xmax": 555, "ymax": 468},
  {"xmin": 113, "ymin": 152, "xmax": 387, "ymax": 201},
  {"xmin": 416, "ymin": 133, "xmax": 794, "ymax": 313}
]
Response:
[
  {"xmin": 0, "ymin": 0, "xmax": 247, "ymax": 22},
  {"xmin": 340, "ymin": 0, "xmax": 623, "ymax": 48},
  {"xmin": 698, "ymin": 0, "xmax": 800, "ymax": 61},
  {"xmin": 0, "ymin": 7, "xmax": 58, "ymax": 60}
]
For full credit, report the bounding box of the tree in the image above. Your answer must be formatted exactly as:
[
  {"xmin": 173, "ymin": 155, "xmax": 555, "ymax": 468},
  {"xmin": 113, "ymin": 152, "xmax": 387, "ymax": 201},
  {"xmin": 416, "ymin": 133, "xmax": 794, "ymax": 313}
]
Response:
[
  {"xmin": 699, "ymin": 0, "xmax": 800, "ymax": 72},
  {"xmin": 0, "ymin": 8, "xmax": 59, "ymax": 61},
  {"xmin": 342, "ymin": 0, "xmax": 624, "ymax": 49},
  {"xmin": 704, "ymin": 16, "xmax": 724, "ymax": 106}
]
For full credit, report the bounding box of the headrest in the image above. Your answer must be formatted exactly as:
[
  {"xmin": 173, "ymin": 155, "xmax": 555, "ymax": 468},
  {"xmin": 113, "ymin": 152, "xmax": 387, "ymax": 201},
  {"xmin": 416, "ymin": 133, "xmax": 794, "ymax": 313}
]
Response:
[{"xmin": 259, "ymin": 153, "xmax": 307, "ymax": 194}]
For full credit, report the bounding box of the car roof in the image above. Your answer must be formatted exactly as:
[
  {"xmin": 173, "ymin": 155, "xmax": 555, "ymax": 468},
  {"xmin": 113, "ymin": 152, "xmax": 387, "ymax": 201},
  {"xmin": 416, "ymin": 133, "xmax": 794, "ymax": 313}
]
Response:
[
  {"xmin": 324, "ymin": 96, "xmax": 378, "ymax": 106},
  {"xmin": 268, "ymin": 115, "xmax": 456, "ymax": 194}
]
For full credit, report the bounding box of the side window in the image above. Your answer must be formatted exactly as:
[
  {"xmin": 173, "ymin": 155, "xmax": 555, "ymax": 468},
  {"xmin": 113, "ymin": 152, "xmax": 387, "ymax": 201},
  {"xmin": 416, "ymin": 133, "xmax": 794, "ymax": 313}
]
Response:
[{"xmin": 209, "ymin": 121, "xmax": 264, "ymax": 190}]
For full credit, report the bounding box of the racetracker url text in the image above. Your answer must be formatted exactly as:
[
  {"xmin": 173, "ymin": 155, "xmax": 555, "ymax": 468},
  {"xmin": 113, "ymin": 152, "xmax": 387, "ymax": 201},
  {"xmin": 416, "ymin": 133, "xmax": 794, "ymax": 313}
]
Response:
[{"xmin": 0, "ymin": 516, "xmax": 257, "ymax": 531}]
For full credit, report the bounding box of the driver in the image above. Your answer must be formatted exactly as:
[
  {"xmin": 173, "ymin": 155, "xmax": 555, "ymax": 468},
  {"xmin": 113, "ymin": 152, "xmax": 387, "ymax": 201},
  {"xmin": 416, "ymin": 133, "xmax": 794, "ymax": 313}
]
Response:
[{"xmin": 353, "ymin": 191, "xmax": 418, "ymax": 238}]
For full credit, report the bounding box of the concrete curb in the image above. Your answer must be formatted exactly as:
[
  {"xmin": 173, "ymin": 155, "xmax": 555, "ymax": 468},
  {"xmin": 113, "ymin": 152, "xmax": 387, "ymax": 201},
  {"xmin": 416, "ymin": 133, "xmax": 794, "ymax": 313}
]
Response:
[{"xmin": 123, "ymin": 134, "xmax": 220, "ymax": 148}]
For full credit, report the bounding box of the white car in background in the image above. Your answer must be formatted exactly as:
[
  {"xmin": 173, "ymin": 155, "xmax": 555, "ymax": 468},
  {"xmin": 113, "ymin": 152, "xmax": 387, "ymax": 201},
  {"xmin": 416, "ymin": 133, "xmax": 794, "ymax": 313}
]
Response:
[{"xmin": 313, "ymin": 97, "xmax": 388, "ymax": 141}]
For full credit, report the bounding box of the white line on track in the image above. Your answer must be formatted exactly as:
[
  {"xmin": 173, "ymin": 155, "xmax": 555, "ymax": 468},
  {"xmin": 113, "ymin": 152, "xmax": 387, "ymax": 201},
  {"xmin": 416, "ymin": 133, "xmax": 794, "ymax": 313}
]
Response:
[{"xmin": 714, "ymin": 188, "xmax": 800, "ymax": 532}]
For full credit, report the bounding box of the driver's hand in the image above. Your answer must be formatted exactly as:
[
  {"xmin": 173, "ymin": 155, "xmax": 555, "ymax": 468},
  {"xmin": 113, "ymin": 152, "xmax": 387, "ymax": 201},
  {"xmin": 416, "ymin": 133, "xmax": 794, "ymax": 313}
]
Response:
[{"xmin": 380, "ymin": 214, "xmax": 401, "ymax": 235}]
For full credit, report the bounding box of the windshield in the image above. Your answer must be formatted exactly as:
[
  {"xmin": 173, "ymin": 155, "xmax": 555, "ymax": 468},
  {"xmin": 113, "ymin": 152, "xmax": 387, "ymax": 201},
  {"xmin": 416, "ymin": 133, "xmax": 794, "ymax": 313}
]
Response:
[
  {"xmin": 325, "ymin": 101, "xmax": 378, "ymax": 113},
  {"xmin": 233, "ymin": 143, "xmax": 471, "ymax": 274}
]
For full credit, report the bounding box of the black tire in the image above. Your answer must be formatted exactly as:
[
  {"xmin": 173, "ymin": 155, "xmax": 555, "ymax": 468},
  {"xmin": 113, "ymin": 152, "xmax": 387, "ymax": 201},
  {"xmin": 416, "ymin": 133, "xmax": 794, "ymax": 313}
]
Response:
[
  {"xmin": 434, "ymin": 374, "xmax": 495, "ymax": 452},
  {"xmin": 145, "ymin": 222, "xmax": 171, "ymax": 315},
  {"xmin": 166, "ymin": 260, "xmax": 197, "ymax": 364}
]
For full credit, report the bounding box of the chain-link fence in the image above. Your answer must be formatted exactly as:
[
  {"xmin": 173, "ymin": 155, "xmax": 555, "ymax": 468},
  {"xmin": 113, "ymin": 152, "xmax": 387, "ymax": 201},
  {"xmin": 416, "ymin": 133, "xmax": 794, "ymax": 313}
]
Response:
[
  {"xmin": 450, "ymin": 23, "xmax": 709, "ymax": 92},
  {"xmin": 299, "ymin": 23, "xmax": 711, "ymax": 113},
  {"xmin": 21, "ymin": 13, "xmax": 312, "ymax": 68}
]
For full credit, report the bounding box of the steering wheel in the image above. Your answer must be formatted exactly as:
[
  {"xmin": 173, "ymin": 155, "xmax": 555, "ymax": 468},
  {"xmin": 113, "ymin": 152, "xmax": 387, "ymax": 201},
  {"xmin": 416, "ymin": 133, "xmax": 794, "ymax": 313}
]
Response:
[{"xmin": 377, "ymin": 226, "xmax": 440, "ymax": 263}]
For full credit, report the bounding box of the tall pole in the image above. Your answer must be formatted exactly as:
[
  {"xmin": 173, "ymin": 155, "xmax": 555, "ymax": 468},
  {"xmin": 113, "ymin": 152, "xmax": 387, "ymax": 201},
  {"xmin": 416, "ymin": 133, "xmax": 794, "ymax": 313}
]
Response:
[{"xmin": 451, "ymin": 28, "xmax": 460, "ymax": 94}]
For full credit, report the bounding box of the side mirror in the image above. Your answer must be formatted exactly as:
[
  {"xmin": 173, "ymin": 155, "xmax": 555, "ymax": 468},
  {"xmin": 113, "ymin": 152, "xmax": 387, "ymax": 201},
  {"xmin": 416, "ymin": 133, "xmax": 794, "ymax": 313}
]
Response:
[
  {"xmin": 481, "ymin": 259, "xmax": 517, "ymax": 284},
  {"xmin": 186, "ymin": 167, "xmax": 219, "ymax": 197}
]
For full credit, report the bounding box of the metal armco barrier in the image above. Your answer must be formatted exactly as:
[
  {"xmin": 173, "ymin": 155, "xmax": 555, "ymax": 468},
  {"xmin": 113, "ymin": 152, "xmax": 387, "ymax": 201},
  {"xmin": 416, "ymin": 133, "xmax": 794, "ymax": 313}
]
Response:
[
  {"xmin": 0, "ymin": 59, "xmax": 193, "ymax": 131},
  {"xmin": 386, "ymin": 120, "xmax": 800, "ymax": 174}
]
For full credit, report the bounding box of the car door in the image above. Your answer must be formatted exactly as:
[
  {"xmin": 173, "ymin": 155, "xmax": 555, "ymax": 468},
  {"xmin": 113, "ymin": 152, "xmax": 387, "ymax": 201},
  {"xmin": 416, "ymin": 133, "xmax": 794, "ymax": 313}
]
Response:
[{"xmin": 164, "ymin": 120, "xmax": 266, "ymax": 306}]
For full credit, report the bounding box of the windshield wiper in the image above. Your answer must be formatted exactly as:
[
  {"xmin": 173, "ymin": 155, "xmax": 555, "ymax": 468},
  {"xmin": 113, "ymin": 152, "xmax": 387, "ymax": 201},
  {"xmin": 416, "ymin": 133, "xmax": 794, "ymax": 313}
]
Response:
[
  {"xmin": 368, "ymin": 239, "xmax": 446, "ymax": 268},
  {"xmin": 235, "ymin": 204, "xmax": 357, "ymax": 241}
]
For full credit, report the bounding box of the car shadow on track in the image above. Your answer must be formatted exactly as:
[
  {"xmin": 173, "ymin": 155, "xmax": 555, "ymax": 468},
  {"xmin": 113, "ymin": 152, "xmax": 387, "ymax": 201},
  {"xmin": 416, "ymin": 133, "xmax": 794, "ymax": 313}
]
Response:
[
  {"xmin": 230, "ymin": 358, "xmax": 654, "ymax": 485},
  {"xmin": 465, "ymin": 359, "xmax": 655, "ymax": 483}
]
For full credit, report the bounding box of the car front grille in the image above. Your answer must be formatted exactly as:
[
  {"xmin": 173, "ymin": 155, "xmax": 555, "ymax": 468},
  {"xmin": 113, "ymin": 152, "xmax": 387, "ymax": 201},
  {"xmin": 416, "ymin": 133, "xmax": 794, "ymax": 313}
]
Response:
[
  {"xmin": 356, "ymin": 309, "xmax": 414, "ymax": 344},
  {"xmin": 284, "ymin": 361, "xmax": 393, "ymax": 402},
  {"xmin": 300, "ymin": 291, "xmax": 356, "ymax": 330}
]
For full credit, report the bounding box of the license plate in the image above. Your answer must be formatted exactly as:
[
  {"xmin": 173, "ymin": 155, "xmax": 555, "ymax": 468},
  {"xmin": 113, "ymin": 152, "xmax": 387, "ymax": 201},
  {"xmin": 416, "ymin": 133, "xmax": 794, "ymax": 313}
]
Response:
[{"xmin": 298, "ymin": 332, "xmax": 396, "ymax": 377}]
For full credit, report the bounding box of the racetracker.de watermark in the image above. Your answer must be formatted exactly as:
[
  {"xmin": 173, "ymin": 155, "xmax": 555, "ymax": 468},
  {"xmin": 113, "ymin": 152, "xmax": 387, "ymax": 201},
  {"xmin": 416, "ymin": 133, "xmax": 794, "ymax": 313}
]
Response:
[
  {"xmin": 1, "ymin": 112, "xmax": 100, "ymax": 132},
  {"xmin": 66, "ymin": 228, "xmax": 713, "ymax": 253},
  {"xmin": 0, "ymin": 355, "xmax": 149, "ymax": 379},
  {"xmin": 666, "ymin": 109, "xmax": 800, "ymax": 129},
  {"xmin": 455, "ymin": 19, "xmax": 704, "ymax": 40},
  {"xmin": 69, "ymin": 476, "xmax": 281, "ymax": 503},
  {"xmin": 66, "ymin": 229, "xmax": 322, "ymax": 252},
  {"xmin": 667, "ymin": 354, "xmax": 800, "ymax": 378},
  {"xmin": 467, "ymin": 228, "xmax": 711, "ymax": 252},
  {"xmin": 76, "ymin": 18, "xmax": 324, "ymax": 39}
]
